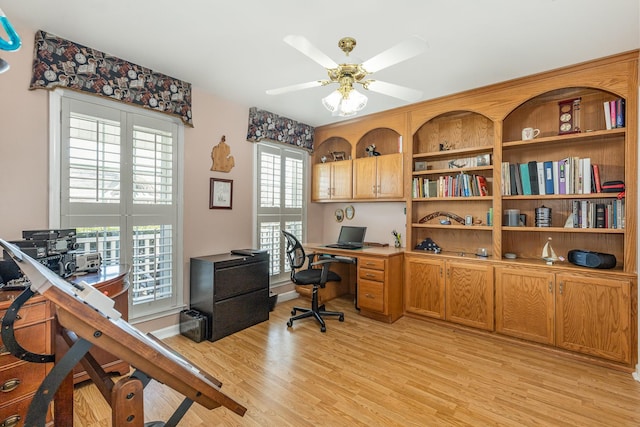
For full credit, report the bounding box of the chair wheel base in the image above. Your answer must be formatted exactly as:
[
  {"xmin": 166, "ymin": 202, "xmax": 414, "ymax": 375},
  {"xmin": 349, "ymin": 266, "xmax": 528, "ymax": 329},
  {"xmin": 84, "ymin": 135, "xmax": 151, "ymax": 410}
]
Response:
[
  {"xmin": 287, "ymin": 320, "xmax": 293, "ymax": 327},
  {"xmin": 320, "ymin": 326, "xmax": 326, "ymax": 332}
]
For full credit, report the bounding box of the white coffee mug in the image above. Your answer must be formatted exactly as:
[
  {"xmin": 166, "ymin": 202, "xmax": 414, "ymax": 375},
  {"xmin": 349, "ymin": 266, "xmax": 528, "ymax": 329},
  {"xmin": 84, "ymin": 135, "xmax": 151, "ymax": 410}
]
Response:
[{"xmin": 522, "ymin": 127, "xmax": 540, "ymax": 140}]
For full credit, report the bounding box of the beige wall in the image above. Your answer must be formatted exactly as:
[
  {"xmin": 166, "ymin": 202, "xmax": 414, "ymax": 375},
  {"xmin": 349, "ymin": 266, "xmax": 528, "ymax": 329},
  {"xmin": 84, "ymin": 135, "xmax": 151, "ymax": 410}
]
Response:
[{"xmin": 0, "ymin": 21, "xmax": 407, "ymax": 332}]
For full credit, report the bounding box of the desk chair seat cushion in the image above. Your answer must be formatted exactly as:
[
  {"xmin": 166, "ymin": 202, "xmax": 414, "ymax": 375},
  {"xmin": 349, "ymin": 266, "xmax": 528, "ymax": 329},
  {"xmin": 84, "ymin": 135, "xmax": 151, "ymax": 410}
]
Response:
[{"xmin": 293, "ymin": 268, "xmax": 341, "ymax": 286}]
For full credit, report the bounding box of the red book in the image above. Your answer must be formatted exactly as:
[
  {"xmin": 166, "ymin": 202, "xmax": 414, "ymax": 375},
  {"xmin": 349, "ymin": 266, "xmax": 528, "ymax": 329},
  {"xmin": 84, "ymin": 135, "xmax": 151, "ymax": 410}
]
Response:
[
  {"xmin": 476, "ymin": 175, "xmax": 489, "ymax": 196},
  {"xmin": 592, "ymin": 164, "xmax": 602, "ymax": 193}
]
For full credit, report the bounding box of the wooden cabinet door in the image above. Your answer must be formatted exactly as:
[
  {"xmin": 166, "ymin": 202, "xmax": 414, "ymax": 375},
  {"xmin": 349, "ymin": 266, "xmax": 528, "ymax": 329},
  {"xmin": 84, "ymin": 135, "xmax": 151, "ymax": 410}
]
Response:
[
  {"xmin": 376, "ymin": 152, "xmax": 403, "ymax": 198},
  {"xmin": 312, "ymin": 163, "xmax": 331, "ymax": 201},
  {"xmin": 353, "ymin": 157, "xmax": 377, "ymax": 199},
  {"xmin": 331, "ymin": 160, "xmax": 353, "ymax": 200},
  {"xmin": 404, "ymin": 257, "xmax": 445, "ymax": 319},
  {"xmin": 555, "ymin": 274, "xmax": 631, "ymax": 364},
  {"xmin": 445, "ymin": 261, "xmax": 494, "ymax": 330},
  {"xmin": 495, "ymin": 267, "xmax": 555, "ymax": 344}
]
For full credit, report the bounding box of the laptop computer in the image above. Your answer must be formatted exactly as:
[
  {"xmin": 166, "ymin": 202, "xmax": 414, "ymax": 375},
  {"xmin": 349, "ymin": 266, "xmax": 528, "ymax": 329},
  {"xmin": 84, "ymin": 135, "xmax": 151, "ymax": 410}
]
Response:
[{"xmin": 325, "ymin": 226, "xmax": 367, "ymax": 250}]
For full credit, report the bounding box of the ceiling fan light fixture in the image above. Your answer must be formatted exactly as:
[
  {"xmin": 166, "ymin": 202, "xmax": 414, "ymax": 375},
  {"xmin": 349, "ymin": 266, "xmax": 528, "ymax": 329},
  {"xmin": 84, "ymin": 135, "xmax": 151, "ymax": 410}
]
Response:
[{"xmin": 322, "ymin": 86, "xmax": 368, "ymax": 117}]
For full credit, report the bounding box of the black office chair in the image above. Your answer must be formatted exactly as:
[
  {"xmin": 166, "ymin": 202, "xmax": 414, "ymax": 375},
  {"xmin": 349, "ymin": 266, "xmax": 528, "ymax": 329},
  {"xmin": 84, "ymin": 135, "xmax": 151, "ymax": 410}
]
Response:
[{"xmin": 282, "ymin": 230, "xmax": 344, "ymax": 332}]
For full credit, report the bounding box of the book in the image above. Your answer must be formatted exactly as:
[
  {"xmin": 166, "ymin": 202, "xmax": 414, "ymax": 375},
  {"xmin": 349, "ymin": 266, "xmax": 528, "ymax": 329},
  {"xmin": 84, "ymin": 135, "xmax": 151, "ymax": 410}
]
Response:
[
  {"xmin": 610, "ymin": 100, "xmax": 617, "ymax": 128},
  {"xmin": 616, "ymin": 98, "xmax": 625, "ymax": 128},
  {"xmin": 581, "ymin": 157, "xmax": 591, "ymax": 194},
  {"xmin": 536, "ymin": 162, "xmax": 546, "ymax": 195},
  {"xmin": 581, "ymin": 200, "xmax": 588, "ymax": 228},
  {"xmin": 501, "ymin": 162, "xmax": 510, "ymax": 195},
  {"xmin": 552, "ymin": 160, "xmax": 560, "ymax": 194},
  {"xmin": 527, "ymin": 161, "xmax": 539, "ymax": 195},
  {"xmin": 571, "ymin": 200, "xmax": 580, "ymax": 227},
  {"xmin": 558, "ymin": 159, "xmax": 568, "ymax": 194},
  {"xmin": 543, "ymin": 161, "xmax": 554, "ymax": 195},
  {"xmin": 592, "ymin": 163, "xmax": 602, "ymax": 193},
  {"xmin": 509, "ymin": 163, "xmax": 518, "ymax": 195},
  {"xmin": 604, "ymin": 101, "xmax": 612, "ymax": 130},
  {"xmin": 476, "ymin": 175, "xmax": 489, "ymax": 196},
  {"xmin": 519, "ymin": 163, "xmax": 531, "ymax": 195},
  {"xmin": 595, "ymin": 203, "xmax": 605, "ymax": 228}
]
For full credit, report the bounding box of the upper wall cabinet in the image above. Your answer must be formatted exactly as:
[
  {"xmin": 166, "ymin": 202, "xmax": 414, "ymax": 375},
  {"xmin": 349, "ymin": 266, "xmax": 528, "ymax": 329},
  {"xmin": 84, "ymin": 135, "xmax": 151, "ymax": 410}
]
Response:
[
  {"xmin": 353, "ymin": 128, "xmax": 403, "ymax": 200},
  {"xmin": 311, "ymin": 137, "xmax": 352, "ymax": 201},
  {"xmin": 312, "ymin": 110, "xmax": 408, "ymax": 202}
]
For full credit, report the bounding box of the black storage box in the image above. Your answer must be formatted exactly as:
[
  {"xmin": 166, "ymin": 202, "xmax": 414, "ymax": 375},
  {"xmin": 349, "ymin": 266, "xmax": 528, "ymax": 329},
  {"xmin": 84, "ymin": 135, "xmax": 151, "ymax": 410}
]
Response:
[{"xmin": 179, "ymin": 309, "xmax": 209, "ymax": 343}]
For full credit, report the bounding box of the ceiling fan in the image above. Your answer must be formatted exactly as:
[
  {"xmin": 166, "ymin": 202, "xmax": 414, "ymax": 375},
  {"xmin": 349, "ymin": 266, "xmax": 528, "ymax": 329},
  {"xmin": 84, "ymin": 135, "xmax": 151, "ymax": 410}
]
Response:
[{"xmin": 266, "ymin": 35, "xmax": 427, "ymax": 117}]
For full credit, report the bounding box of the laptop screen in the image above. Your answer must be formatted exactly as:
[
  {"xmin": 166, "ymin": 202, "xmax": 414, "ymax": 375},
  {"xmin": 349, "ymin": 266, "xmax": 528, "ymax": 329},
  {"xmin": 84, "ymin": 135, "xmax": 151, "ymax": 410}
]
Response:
[{"xmin": 337, "ymin": 226, "xmax": 367, "ymax": 246}]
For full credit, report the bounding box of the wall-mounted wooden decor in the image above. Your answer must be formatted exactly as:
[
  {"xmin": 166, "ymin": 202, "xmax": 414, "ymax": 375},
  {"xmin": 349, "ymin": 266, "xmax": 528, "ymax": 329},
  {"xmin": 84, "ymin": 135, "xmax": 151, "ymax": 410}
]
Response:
[{"xmin": 211, "ymin": 135, "xmax": 235, "ymax": 172}]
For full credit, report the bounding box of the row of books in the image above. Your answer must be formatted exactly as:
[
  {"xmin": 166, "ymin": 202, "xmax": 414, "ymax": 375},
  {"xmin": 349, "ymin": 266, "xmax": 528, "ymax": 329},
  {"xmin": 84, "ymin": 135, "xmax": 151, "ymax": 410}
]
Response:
[
  {"xmin": 412, "ymin": 173, "xmax": 489, "ymax": 198},
  {"xmin": 604, "ymin": 98, "xmax": 625, "ymax": 130},
  {"xmin": 569, "ymin": 199, "xmax": 625, "ymax": 229},
  {"xmin": 501, "ymin": 157, "xmax": 601, "ymax": 196}
]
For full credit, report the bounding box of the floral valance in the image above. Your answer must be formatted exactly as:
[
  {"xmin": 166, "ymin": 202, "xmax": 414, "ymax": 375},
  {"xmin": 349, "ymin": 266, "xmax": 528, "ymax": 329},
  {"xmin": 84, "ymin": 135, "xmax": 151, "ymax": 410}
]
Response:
[
  {"xmin": 29, "ymin": 30, "xmax": 193, "ymax": 126},
  {"xmin": 246, "ymin": 107, "xmax": 314, "ymax": 152}
]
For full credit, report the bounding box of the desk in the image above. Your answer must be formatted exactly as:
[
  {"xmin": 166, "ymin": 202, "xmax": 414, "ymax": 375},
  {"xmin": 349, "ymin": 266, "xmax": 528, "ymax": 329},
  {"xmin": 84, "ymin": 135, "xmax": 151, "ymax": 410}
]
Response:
[{"xmin": 304, "ymin": 244, "xmax": 404, "ymax": 323}]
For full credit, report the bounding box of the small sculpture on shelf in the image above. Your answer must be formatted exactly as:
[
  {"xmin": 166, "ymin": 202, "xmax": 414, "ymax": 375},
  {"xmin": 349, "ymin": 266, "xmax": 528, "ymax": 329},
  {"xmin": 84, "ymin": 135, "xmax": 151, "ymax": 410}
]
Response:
[
  {"xmin": 541, "ymin": 237, "xmax": 564, "ymax": 265},
  {"xmin": 392, "ymin": 230, "xmax": 401, "ymax": 248},
  {"xmin": 365, "ymin": 144, "xmax": 380, "ymax": 157}
]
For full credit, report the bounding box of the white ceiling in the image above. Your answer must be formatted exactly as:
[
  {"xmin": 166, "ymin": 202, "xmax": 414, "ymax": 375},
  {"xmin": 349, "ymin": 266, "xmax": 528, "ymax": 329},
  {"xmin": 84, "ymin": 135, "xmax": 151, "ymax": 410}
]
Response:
[{"xmin": 4, "ymin": 0, "xmax": 639, "ymax": 127}]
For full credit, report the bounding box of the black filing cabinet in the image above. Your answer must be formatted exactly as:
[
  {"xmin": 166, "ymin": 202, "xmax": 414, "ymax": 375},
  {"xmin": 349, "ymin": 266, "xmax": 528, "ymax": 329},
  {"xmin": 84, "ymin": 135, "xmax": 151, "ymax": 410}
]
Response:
[{"xmin": 190, "ymin": 251, "xmax": 269, "ymax": 342}]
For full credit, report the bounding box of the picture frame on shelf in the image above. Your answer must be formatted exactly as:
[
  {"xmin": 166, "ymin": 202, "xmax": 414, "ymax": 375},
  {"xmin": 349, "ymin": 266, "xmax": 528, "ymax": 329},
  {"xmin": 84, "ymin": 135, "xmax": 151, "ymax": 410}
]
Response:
[{"xmin": 210, "ymin": 178, "xmax": 233, "ymax": 209}]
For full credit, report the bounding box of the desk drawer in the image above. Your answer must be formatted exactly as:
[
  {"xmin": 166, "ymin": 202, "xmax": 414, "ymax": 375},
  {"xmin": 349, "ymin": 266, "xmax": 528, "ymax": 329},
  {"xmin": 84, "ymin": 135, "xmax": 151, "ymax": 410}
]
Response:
[
  {"xmin": 0, "ymin": 323, "xmax": 49, "ymax": 366},
  {"xmin": 358, "ymin": 279, "xmax": 384, "ymax": 312},
  {"xmin": 0, "ymin": 392, "xmax": 53, "ymax": 427},
  {"xmin": 359, "ymin": 268, "xmax": 384, "ymax": 282},
  {"xmin": 0, "ymin": 362, "xmax": 48, "ymax": 399},
  {"xmin": 0, "ymin": 301, "xmax": 48, "ymax": 329},
  {"xmin": 359, "ymin": 258, "xmax": 385, "ymax": 271}
]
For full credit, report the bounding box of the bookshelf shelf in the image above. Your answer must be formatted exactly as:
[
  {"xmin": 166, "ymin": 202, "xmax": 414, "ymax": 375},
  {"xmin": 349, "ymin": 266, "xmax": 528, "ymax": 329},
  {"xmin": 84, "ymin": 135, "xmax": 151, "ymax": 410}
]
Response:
[
  {"xmin": 503, "ymin": 193, "xmax": 621, "ymax": 200},
  {"xmin": 413, "ymin": 145, "xmax": 492, "ymax": 160},
  {"xmin": 502, "ymin": 128, "xmax": 626, "ymax": 150},
  {"xmin": 502, "ymin": 226, "xmax": 625, "ymax": 234},
  {"xmin": 412, "ymin": 165, "xmax": 493, "ymax": 176},
  {"xmin": 412, "ymin": 223, "xmax": 492, "ymax": 231}
]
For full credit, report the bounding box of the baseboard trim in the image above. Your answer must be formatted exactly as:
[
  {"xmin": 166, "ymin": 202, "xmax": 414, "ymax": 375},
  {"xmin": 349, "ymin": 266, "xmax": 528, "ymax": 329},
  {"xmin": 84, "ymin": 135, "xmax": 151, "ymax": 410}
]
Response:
[{"xmin": 152, "ymin": 324, "xmax": 180, "ymax": 339}]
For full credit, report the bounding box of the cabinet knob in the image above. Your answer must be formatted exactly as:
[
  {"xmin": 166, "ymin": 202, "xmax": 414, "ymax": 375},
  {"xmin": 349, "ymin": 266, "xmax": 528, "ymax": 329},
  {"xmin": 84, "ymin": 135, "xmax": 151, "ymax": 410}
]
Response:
[
  {"xmin": 0, "ymin": 415, "xmax": 21, "ymax": 427},
  {"xmin": 365, "ymin": 293, "xmax": 374, "ymax": 298},
  {"xmin": 548, "ymin": 281, "xmax": 553, "ymax": 293},
  {"xmin": 0, "ymin": 378, "xmax": 21, "ymax": 393}
]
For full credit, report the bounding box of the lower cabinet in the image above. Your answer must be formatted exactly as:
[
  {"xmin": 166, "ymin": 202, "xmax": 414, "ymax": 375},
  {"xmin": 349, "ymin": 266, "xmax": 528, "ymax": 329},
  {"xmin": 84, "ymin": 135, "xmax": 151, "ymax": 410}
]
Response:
[
  {"xmin": 555, "ymin": 273, "xmax": 632, "ymax": 364},
  {"xmin": 495, "ymin": 266, "xmax": 633, "ymax": 364},
  {"xmin": 495, "ymin": 266, "xmax": 555, "ymax": 345},
  {"xmin": 408, "ymin": 258, "xmax": 635, "ymax": 367},
  {"xmin": 405, "ymin": 256, "xmax": 494, "ymax": 331}
]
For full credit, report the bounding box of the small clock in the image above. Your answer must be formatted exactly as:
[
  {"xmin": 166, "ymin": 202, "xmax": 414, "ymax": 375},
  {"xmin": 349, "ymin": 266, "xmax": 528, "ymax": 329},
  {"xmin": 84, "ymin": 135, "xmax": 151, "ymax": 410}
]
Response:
[{"xmin": 558, "ymin": 98, "xmax": 581, "ymax": 135}]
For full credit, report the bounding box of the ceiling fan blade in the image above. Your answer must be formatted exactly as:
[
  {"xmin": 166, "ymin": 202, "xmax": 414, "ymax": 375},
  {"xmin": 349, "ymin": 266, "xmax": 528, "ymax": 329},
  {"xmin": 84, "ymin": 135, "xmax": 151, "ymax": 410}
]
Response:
[
  {"xmin": 283, "ymin": 35, "xmax": 338, "ymax": 69},
  {"xmin": 363, "ymin": 80, "xmax": 423, "ymax": 102},
  {"xmin": 362, "ymin": 36, "xmax": 427, "ymax": 73},
  {"xmin": 266, "ymin": 80, "xmax": 325, "ymax": 95}
]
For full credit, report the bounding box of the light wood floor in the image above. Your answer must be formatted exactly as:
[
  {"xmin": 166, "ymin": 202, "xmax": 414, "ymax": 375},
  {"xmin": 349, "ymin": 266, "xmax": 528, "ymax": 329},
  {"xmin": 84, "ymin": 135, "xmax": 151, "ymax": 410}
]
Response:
[{"xmin": 74, "ymin": 295, "xmax": 640, "ymax": 426}]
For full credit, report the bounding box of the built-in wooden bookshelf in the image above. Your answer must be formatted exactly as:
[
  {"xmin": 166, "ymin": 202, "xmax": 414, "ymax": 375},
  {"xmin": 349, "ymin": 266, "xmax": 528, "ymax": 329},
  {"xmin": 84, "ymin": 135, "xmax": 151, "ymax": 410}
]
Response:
[{"xmin": 313, "ymin": 50, "xmax": 638, "ymax": 370}]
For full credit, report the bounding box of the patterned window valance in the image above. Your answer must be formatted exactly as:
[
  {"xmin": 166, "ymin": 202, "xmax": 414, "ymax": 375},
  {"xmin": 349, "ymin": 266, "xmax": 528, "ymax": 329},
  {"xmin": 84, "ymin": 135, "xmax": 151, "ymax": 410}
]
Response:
[
  {"xmin": 246, "ymin": 107, "xmax": 314, "ymax": 152},
  {"xmin": 29, "ymin": 30, "xmax": 193, "ymax": 127}
]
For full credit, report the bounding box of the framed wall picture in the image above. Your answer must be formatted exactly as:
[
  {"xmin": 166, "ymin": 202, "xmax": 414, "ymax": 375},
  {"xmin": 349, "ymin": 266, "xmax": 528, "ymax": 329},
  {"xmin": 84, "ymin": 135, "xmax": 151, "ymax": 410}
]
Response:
[{"xmin": 210, "ymin": 178, "xmax": 233, "ymax": 209}]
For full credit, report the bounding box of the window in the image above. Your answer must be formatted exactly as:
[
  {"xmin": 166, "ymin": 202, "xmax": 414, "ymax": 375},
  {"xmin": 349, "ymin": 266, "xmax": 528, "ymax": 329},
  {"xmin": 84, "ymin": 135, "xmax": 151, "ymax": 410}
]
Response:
[
  {"xmin": 51, "ymin": 91, "xmax": 183, "ymax": 320},
  {"xmin": 256, "ymin": 142, "xmax": 307, "ymax": 285}
]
